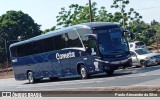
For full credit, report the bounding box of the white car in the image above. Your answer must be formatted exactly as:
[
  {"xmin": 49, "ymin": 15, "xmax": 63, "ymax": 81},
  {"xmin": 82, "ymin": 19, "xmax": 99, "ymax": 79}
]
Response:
[
  {"xmin": 130, "ymin": 48, "xmax": 160, "ymax": 67},
  {"xmin": 129, "ymin": 41, "xmax": 147, "ymax": 50}
]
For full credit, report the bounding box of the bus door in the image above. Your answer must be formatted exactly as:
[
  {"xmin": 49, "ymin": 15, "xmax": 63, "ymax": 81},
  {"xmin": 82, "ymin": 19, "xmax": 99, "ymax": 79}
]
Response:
[{"xmin": 85, "ymin": 34, "xmax": 103, "ymax": 72}]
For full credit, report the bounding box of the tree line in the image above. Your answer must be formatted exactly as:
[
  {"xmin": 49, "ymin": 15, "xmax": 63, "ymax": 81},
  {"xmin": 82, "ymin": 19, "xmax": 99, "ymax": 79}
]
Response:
[{"xmin": 0, "ymin": 0, "xmax": 160, "ymax": 63}]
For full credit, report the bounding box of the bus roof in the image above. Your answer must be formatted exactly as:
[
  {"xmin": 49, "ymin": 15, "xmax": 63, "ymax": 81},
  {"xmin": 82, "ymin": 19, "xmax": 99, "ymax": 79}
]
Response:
[
  {"xmin": 10, "ymin": 22, "xmax": 119, "ymax": 48},
  {"xmin": 82, "ymin": 22, "xmax": 119, "ymax": 28}
]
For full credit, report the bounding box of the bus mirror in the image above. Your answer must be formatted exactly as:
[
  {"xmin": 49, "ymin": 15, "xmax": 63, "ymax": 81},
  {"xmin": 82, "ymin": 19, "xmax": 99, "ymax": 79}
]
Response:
[
  {"xmin": 85, "ymin": 34, "xmax": 97, "ymax": 40},
  {"xmin": 123, "ymin": 30, "xmax": 135, "ymax": 40},
  {"xmin": 130, "ymin": 33, "xmax": 135, "ymax": 40}
]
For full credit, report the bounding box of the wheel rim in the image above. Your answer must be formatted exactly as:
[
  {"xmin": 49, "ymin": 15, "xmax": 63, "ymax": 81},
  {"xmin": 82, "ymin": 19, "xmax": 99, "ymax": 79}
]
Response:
[
  {"xmin": 144, "ymin": 62, "xmax": 147, "ymax": 67},
  {"xmin": 28, "ymin": 72, "xmax": 33, "ymax": 83},
  {"xmin": 140, "ymin": 61, "xmax": 144, "ymax": 67},
  {"xmin": 81, "ymin": 67, "xmax": 86, "ymax": 78}
]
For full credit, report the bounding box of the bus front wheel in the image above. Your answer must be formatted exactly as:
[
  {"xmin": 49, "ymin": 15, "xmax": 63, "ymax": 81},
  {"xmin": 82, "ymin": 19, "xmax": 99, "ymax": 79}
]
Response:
[
  {"xmin": 28, "ymin": 72, "xmax": 35, "ymax": 84},
  {"xmin": 106, "ymin": 70, "xmax": 114, "ymax": 76},
  {"xmin": 80, "ymin": 65, "xmax": 89, "ymax": 79}
]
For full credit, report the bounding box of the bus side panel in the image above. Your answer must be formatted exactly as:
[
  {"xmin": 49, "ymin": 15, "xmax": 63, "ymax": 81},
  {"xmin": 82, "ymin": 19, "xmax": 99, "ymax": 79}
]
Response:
[
  {"xmin": 50, "ymin": 52, "xmax": 63, "ymax": 77},
  {"xmin": 83, "ymin": 55, "xmax": 105, "ymax": 74},
  {"xmin": 12, "ymin": 65, "xmax": 28, "ymax": 80},
  {"xmin": 12, "ymin": 50, "xmax": 107, "ymax": 80},
  {"xmin": 12, "ymin": 52, "xmax": 63, "ymax": 80},
  {"xmin": 29, "ymin": 52, "xmax": 63, "ymax": 79},
  {"xmin": 59, "ymin": 49, "xmax": 104, "ymax": 76},
  {"xmin": 12, "ymin": 56, "xmax": 36, "ymax": 80},
  {"xmin": 55, "ymin": 49, "xmax": 82, "ymax": 76}
]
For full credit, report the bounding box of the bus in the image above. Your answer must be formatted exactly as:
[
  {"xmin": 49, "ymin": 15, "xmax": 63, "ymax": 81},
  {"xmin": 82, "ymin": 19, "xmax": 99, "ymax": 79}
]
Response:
[{"xmin": 9, "ymin": 22, "xmax": 132, "ymax": 83}]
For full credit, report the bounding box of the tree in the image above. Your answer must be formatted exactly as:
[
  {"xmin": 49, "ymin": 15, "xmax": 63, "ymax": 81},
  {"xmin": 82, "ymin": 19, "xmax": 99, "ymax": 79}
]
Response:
[
  {"xmin": 0, "ymin": 10, "xmax": 41, "ymax": 40},
  {"xmin": 56, "ymin": 2, "xmax": 99, "ymax": 28},
  {"xmin": 111, "ymin": 0, "xmax": 142, "ymax": 28},
  {"xmin": 0, "ymin": 10, "xmax": 42, "ymax": 63},
  {"xmin": 128, "ymin": 20, "xmax": 157, "ymax": 45},
  {"xmin": 152, "ymin": 21, "xmax": 160, "ymax": 50},
  {"xmin": 56, "ymin": 4, "xmax": 84, "ymax": 27},
  {"xmin": 42, "ymin": 26, "xmax": 56, "ymax": 34},
  {"xmin": 96, "ymin": 6, "xmax": 114, "ymax": 22},
  {"xmin": 151, "ymin": 20, "xmax": 159, "ymax": 26}
]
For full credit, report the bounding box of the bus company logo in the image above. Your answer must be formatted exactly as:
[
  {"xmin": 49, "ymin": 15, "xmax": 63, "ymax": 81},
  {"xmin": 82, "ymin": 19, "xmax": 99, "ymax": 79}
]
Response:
[{"xmin": 56, "ymin": 52, "xmax": 75, "ymax": 60}]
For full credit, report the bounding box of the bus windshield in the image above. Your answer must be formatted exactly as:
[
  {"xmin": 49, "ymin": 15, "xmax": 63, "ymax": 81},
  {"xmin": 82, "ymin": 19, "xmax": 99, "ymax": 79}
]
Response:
[{"xmin": 97, "ymin": 28, "xmax": 128, "ymax": 55}]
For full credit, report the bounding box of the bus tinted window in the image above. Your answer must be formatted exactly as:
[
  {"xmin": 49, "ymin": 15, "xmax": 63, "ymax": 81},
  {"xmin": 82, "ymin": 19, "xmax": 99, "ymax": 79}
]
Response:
[
  {"xmin": 32, "ymin": 37, "xmax": 55, "ymax": 55},
  {"xmin": 97, "ymin": 28, "xmax": 128, "ymax": 54},
  {"xmin": 54, "ymin": 35, "xmax": 66, "ymax": 50},
  {"xmin": 33, "ymin": 40, "xmax": 43, "ymax": 54},
  {"xmin": 43, "ymin": 37, "xmax": 55, "ymax": 52},
  {"xmin": 65, "ymin": 30, "xmax": 83, "ymax": 48},
  {"xmin": 17, "ymin": 45, "xmax": 24, "ymax": 57},
  {"xmin": 76, "ymin": 28, "xmax": 92, "ymax": 41},
  {"xmin": 10, "ymin": 47, "xmax": 17, "ymax": 58},
  {"xmin": 24, "ymin": 43, "xmax": 33, "ymax": 56}
]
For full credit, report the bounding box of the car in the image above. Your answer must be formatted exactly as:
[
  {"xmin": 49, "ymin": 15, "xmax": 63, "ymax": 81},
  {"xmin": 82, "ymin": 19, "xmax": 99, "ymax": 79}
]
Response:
[
  {"xmin": 130, "ymin": 48, "xmax": 160, "ymax": 67},
  {"xmin": 129, "ymin": 41, "xmax": 147, "ymax": 50}
]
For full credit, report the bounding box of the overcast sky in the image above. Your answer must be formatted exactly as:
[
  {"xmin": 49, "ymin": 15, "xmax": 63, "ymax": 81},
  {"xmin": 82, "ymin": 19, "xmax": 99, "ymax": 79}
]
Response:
[{"xmin": 0, "ymin": 0, "xmax": 160, "ymax": 30}]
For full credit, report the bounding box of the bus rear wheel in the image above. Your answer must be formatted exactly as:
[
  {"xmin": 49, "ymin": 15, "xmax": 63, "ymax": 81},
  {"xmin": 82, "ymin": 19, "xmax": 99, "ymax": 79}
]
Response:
[
  {"xmin": 28, "ymin": 72, "xmax": 35, "ymax": 84},
  {"xmin": 80, "ymin": 65, "xmax": 89, "ymax": 79}
]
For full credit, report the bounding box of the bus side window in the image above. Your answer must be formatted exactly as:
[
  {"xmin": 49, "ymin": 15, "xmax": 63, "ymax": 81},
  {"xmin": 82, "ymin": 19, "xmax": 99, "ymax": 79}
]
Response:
[
  {"xmin": 65, "ymin": 31, "xmax": 83, "ymax": 48},
  {"xmin": 17, "ymin": 45, "xmax": 24, "ymax": 57},
  {"xmin": 10, "ymin": 47, "xmax": 17, "ymax": 58},
  {"xmin": 54, "ymin": 35, "xmax": 66, "ymax": 50}
]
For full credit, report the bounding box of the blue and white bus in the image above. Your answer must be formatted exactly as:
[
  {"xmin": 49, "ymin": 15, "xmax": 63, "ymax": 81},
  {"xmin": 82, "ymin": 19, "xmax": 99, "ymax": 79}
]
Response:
[{"xmin": 10, "ymin": 22, "xmax": 132, "ymax": 83}]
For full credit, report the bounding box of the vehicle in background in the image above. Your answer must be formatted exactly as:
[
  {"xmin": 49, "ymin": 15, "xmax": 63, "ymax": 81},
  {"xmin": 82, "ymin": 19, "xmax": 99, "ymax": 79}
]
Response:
[
  {"xmin": 9, "ymin": 22, "xmax": 133, "ymax": 83},
  {"xmin": 129, "ymin": 41, "xmax": 147, "ymax": 50},
  {"xmin": 130, "ymin": 48, "xmax": 160, "ymax": 67}
]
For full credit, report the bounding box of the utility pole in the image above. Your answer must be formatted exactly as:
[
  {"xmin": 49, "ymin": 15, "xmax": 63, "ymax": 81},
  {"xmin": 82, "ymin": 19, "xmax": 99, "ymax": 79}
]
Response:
[
  {"xmin": 120, "ymin": 1, "xmax": 125, "ymax": 29},
  {"xmin": 4, "ymin": 39, "xmax": 9, "ymax": 73},
  {"xmin": 1, "ymin": 38, "xmax": 20, "ymax": 74},
  {"xmin": 0, "ymin": 38, "xmax": 8, "ymax": 76},
  {"xmin": 89, "ymin": 0, "xmax": 93, "ymax": 22},
  {"xmin": 122, "ymin": 9, "xmax": 125, "ymax": 29}
]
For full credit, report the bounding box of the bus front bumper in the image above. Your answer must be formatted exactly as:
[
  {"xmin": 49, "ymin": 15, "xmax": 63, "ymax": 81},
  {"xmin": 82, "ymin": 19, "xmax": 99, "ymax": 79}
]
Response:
[{"xmin": 103, "ymin": 58, "xmax": 132, "ymax": 70}]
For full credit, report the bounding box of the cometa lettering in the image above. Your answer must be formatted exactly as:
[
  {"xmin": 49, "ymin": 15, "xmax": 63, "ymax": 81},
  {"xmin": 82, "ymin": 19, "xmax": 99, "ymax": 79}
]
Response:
[{"xmin": 56, "ymin": 52, "xmax": 75, "ymax": 60}]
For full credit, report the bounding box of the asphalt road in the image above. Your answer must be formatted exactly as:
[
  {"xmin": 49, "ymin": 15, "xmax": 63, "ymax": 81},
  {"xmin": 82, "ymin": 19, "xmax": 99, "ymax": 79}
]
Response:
[{"xmin": 0, "ymin": 65, "xmax": 160, "ymax": 92}]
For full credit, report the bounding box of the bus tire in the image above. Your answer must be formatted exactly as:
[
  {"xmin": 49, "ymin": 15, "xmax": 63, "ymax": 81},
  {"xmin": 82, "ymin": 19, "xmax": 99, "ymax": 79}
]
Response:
[
  {"xmin": 28, "ymin": 72, "xmax": 35, "ymax": 84},
  {"xmin": 106, "ymin": 70, "xmax": 114, "ymax": 76},
  {"xmin": 80, "ymin": 65, "xmax": 89, "ymax": 79}
]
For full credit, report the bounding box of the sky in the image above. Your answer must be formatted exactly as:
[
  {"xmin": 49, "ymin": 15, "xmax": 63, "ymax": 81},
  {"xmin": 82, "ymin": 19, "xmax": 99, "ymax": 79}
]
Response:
[{"xmin": 0, "ymin": 0, "xmax": 160, "ymax": 30}]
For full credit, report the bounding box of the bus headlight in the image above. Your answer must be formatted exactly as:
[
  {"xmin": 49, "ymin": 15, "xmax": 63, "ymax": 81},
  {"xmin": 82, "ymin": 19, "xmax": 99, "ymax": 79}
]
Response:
[{"xmin": 105, "ymin": 61, "xmax": 109, "ymax": 63}]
